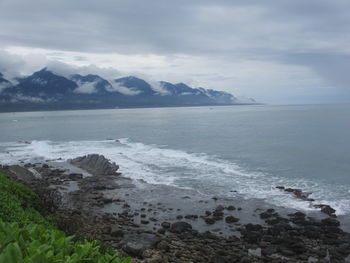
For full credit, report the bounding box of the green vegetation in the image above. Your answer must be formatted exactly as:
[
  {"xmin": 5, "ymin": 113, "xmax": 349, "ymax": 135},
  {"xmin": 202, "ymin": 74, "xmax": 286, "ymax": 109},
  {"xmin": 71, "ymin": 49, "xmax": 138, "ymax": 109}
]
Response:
[
  {"xmin": 0, "ymin": 172, "xmax": 132, "ymax": 263},
  {"xmin": 0, "ymin": 172, "xmax": 52, "ymax": 226}
]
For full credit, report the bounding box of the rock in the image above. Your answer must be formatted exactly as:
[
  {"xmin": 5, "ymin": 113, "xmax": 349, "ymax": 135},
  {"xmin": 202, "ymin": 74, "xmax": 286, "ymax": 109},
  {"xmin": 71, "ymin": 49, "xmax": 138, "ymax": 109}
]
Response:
[
  {"xmin": 215, "ymin": 205, "xmax": 225, "ymax": 211},
  {"xmin": 8, "ymin": 165, "xmax": 37, "ymax": 182},
  {"xmin": 157, "ymin": 240, "xmax": 170, "ymax": 251},
  {"xmin": 157, "ymin": 228, "xmax": 166, "ymax": 234},
  {"xmin": 276, "ymin": 186, "xmax": 285, "ymax": 189},
  {"xmin": 260, "ymin": 212, "xmax": 273, "ymax": 219},
  {"xmin": 122, "ymin": 232, "xmax": 160, "ymax": 257},
  {"xmin": 227, "ymin": 205, "xmax": 236, "ymax": 211},
  {"xmin": 321, "ymin": 217, "xmax": 340, "ymax": 227},
  {"xmin": 213, "ymin": 210, "xmax": 224, "ymax": 219},
  {"xmin": 314, "ymin": 204, "xmax": 336, "ymax": 216},
  {"xmin": 101, "ymin": 198, "xmax": 113, "ymax": 204},
  {"xmin": 289, "ymin": 211, "xmax": 306, "ymax": 218},
  {"xmin": 241, "ymin": 230, "xmax": 262, "ymax": 244},
  {"xmin": 68, "ymin": 173, "xmax": 83, "ymax": 180},
  {"xmin": 245, "ymin": 224, "xmax": 263, "ymax": 232},
  {"xmin": 225, "ymin": 216, "xmax": 239, "ymax": 223},
  {"xmin": 161, "ymin": 222, "xmax": 171, "ymax": 229},
  {"xmin": 184, "ymin": 214, "xmax": 198, "ymax": 220},
  {"xmin": 142, "ymin": 250, "xmax": 164, "ymax": 263},
  {"xmin": 204, "ymin": 218, "xmax": 216, "ymax": 225},
  {"xmin": 283, "ymin": 188, "xmax": 315, "ymax": 201},
  {"xmin": 205, "ymin": 211, "xmax": 212, "ymax": 216},
  {"xmin": 169, "ymin": 221, "xmax": 192, "ymax": 233},
  {"xmin": 69, "ymin": 154, "xmax": 120, "ymax": 176},
  {"xmin": 248, "ymin": 247, "xmax": 262, "ymax": 257},
  {"xmin": 110, "ymin": 226, "xmax": 124, "ymax": 237},
  {"xmin": 141, "ymin": 220, "xmax": 150, "ymax": 224}
]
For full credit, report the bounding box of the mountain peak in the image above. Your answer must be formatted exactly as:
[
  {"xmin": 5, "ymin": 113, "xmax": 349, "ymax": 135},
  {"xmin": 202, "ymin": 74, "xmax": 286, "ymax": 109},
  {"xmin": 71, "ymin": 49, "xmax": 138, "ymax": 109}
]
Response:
[{"xmin": 0, "ymin": 68, "xmax": 257, "ymax": 111}]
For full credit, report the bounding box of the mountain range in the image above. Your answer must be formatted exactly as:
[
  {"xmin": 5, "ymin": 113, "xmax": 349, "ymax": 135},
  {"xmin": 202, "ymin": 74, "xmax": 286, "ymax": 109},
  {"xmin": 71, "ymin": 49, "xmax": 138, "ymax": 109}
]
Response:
[{"xmin": 0, "ymin": 68, "xmax": 256, "ymax": 112}]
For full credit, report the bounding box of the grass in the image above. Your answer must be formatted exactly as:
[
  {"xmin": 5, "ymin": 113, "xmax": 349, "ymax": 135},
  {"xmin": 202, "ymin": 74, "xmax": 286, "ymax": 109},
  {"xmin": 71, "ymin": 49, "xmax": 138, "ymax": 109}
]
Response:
[{"xmin": 0, "ymin": 171, "xmax": 132, "ymax": 263}]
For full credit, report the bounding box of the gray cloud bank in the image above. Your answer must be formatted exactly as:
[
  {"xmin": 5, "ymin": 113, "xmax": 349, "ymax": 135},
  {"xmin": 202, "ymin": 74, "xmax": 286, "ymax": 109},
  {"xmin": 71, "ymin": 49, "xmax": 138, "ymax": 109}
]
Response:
[{"xmin": 1, "ymin": 0, "xmax": 350, "ymax": 103}]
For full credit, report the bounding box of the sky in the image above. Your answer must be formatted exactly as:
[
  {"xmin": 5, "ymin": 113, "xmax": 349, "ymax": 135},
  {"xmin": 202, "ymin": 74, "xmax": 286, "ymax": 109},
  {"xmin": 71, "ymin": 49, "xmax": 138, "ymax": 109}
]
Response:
[{"xmin": 0, "ymin": 0, "xmax": 350, "ymax": 104}]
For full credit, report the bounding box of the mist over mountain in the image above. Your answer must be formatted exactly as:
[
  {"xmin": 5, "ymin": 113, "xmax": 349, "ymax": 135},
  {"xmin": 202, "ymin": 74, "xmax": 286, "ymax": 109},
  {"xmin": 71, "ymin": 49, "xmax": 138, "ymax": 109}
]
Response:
[{"xmin": 0, "ymin": 68, "xmax": 256, "ymax": 112}]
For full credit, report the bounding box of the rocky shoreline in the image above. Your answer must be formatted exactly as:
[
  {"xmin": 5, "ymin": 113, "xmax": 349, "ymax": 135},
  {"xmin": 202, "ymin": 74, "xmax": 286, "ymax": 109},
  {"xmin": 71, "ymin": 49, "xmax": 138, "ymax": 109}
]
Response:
[{"xmin": 1, "ymin": 154, "xmax": 350, "ymax": 262}]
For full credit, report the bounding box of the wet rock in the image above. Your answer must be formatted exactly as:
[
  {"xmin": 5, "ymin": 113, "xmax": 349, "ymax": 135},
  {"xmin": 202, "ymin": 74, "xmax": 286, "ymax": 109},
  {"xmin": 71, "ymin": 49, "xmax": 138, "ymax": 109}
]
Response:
[
  {"xmin": 157, "ymin": 228, "xmax": 166, "ymax": 234},
  {"xmin": 227, "ymin": 205, "xmax": 236, "ymax": 211},
  {"xmin": 161, "ymin": 222, "xmax": 171, "ymax": 229},
  {"xmin": 245, "ymin": 224, "xmax": 263, "ymax": 232},
  {"xmin": 281, "ymin": 187, "xmax": 315, "ymax": 201},
  {"xmin": 213, "ymin": 210, "xmax": 224, "ymax": 219},
  {"xmin": 184, "ymin": 214, "xmax": 198, "ymax": 220},
  {"xmin": 314, "ymin": 204, "xmax": 336, "ymax": 217},
  {"xmin": 204, "ymin": 218, "xmax": 216, "ymax": 225},
  {"xmin": 215, "ymin": 205, "xmax": 225, "ymax": 212},
  {"xmin": 225, "ymin": 216, "xmax": 239, "ymax": 223},
  {"xmin": 68, "ymin": 173, "xmax": 83, "ymax": 180},
  {"xmin": 205, "ymin": 211, "xmax": 212, "ymax": 216},
  {"xmin": 69, "ymin": 154, "xmax": 120, "ymax": 176},
  {"xmin": 289, "ymin": 211, "xmax": 306, "ymax": 218},
  {"xmin": 260, "ymin": 211, "xmax": 273, "ymax": 219},
  {"xmin": 169, "ymin": 221, "xmax": 192, "ymax": 233}
]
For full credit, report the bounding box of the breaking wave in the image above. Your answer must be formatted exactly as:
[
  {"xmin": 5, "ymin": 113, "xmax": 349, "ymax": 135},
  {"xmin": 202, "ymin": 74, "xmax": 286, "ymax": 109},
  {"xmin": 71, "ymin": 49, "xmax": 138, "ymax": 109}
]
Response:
[{"xmin": 1, "ymin": 139, "xmax": 350, "ymax": 215}]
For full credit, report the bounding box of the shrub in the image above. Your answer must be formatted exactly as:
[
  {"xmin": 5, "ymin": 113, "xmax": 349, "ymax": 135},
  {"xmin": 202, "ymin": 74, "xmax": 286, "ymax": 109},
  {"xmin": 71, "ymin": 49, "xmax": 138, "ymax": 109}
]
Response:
[
  {"xmin": 0, "ymin": 220, "xmax": 132, "ymax": 263},
  {"xmin": 0, "ymin": 171, "xmax": 132, "ymax": 262},
  {"xmin": 0, "ymin": 172, "xmax": 51, "ymax": 226}
]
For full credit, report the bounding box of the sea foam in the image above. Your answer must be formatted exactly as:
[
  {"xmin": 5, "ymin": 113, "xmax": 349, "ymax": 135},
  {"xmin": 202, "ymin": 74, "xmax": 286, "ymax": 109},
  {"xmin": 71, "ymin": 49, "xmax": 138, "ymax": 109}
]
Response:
[{"xmin": 1, "ymin": 139, "xmax": 349, "ymax": 215}]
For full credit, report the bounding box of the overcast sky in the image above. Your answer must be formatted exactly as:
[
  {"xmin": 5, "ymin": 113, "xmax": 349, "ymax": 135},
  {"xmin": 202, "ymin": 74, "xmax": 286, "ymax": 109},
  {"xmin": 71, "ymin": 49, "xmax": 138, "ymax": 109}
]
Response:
[{"xmin": 1, "ymin": 0, "xmax": 350, "ymax": 104}]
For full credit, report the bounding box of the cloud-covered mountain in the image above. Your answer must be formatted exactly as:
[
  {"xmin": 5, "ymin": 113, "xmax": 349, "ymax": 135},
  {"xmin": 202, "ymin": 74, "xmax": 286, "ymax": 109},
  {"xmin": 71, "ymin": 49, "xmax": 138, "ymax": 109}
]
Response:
[
  {"xmin": 0, "ymin": 72, "xmax": 12, "ymax": 91},
  {"xmin": 0, "ymin": 68, "xmax": 257, "ymax": 112}
]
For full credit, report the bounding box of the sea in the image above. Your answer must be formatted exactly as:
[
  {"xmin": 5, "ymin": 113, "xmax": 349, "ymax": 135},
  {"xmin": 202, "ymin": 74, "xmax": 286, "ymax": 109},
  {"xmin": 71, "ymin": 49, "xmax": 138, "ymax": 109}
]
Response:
[{"xmin": 0, "ymin": 104, "xmax": 350, "ymax": 217}]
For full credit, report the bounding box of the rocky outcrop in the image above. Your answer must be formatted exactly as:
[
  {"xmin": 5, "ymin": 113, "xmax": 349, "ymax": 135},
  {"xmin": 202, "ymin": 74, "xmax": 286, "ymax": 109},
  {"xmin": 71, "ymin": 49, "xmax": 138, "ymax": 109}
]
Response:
[
  {"xmin": 2, "ymin": 163, "xmax": 350, "ymax": 263},
  {"xmin": 69, "ymin": 154, "xmax": 120, "ymax": 176},
  {"xmin": 276, "ymin": 186, "xmax": 338, "ymax": 217}
]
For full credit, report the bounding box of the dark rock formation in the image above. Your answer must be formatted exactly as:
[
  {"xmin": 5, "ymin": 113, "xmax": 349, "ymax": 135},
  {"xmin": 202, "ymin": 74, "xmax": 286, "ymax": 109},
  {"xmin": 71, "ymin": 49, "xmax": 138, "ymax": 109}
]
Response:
[
  {"xmin": 69, "ymin": 154, "xmax": 120, "ymax": 176},
  {"xmin": 169, "ymin": 222, "xmax": 192, "ymax": 233}
]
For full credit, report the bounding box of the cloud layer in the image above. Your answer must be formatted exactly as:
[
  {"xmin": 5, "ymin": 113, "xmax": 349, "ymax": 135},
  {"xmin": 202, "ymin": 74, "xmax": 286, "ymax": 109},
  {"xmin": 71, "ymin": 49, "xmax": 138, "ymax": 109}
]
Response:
[{"xmin": 1, "ymin": 0, "xmax": 350, "ymax": 103}]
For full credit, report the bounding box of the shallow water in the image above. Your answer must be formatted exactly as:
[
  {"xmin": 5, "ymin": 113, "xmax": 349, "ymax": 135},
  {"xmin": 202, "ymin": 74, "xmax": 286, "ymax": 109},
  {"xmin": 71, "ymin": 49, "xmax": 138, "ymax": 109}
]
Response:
[{"xmin": 0, "ymin": 104, "xmax": 350, "ymax": 216}]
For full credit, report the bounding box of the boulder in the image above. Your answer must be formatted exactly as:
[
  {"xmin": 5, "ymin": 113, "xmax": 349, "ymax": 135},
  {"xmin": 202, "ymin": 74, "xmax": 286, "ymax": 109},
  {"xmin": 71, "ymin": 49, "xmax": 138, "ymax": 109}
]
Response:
[
  {"xmin": 122, "ymin": 232, "xmax": 160, "ymax": 257},
  {"xmin": 225, "ymin": 216, "xmax": 239, "ymax": 223},
  {"xmin": 69, "ymin": 154, "xmax": 120, "ymax": 176},
  {"xmin": 161, "ymin": 222, "xmax": 171, "ymax": 229},
  {"xmin": 169, "ymin": 221, "xmax": 192, "ymax": 233}
]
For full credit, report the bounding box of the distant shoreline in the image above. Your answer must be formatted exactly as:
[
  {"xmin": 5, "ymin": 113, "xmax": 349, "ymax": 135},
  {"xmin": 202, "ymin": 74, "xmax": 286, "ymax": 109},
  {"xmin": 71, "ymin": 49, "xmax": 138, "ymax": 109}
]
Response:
[{"xmin": 0, "ymin": 102, "xmax": 262, "ymax": 114}]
